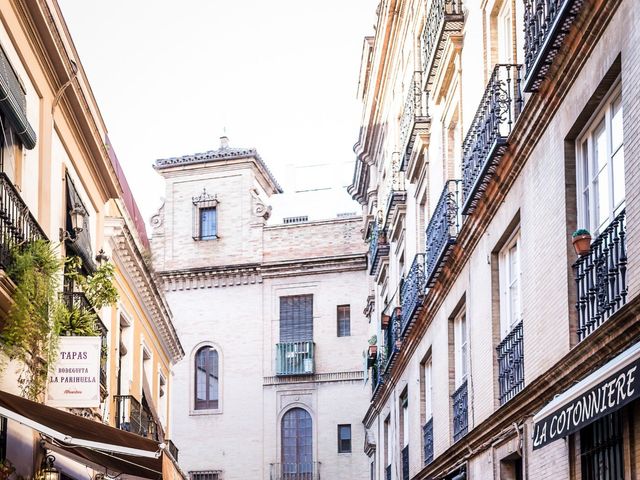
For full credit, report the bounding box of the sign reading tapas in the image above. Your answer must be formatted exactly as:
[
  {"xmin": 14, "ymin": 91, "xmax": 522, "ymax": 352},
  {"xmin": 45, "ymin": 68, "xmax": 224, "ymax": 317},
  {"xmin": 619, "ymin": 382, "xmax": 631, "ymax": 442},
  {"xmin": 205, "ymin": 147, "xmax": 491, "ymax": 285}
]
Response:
[
  {"xmin": 46, "ymin": 336, "xmax": 101, "ymax": 408},
  {"xmin": 533, "ymin": 357, "xmax": 640, "ymax": 450}
]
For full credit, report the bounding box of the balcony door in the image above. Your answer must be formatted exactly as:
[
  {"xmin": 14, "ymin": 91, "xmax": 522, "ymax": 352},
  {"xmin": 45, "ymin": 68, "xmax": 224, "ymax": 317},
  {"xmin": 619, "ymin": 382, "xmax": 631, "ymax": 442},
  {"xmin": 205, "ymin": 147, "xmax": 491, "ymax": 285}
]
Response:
[{"xmin": 282, "ymin": 408, "xmax": 313, "ymax": 479}]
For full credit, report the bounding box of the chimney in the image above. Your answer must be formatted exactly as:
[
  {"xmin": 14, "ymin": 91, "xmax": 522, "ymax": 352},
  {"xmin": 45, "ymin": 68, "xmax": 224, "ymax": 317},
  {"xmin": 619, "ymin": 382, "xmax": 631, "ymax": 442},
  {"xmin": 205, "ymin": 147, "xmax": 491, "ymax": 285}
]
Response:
[{"xmin": 220, "ymin": 135, "xmax": 229, "ymax": 149}]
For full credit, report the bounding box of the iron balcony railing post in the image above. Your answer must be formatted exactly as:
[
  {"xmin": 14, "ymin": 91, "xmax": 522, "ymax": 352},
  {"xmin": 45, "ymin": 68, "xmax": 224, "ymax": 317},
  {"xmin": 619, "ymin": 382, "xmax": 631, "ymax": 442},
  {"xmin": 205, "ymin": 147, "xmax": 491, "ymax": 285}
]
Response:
[
  {"xmin": 400, "ymin": 253, "xmax": 426, "ymax": 334},
  {"xmin": 423, "ymin": 418, "xmax": 434, "ymax": 465}
]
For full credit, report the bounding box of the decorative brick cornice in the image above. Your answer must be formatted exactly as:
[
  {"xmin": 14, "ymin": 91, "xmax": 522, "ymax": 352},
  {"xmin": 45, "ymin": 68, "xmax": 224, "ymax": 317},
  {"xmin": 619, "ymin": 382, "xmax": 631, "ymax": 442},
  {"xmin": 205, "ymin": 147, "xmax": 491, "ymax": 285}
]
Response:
[
  {"xmin": 157, "ymin": 254, "xmax": 367, "ymax": 290},
  {"xmin": 263, "ymin": 370, "xmax": 364, "ymax": 386},
  {"xmin": 108, "ymin": 218, "xmax": 185, "ymax": 362}
]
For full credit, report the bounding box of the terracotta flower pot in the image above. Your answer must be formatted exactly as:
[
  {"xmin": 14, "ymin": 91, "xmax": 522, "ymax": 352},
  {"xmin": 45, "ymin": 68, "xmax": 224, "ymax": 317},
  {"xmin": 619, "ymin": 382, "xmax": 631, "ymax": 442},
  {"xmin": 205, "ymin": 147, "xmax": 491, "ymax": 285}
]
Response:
[
  {"xmin": 381, "ymin": 314, "xmax": 390, "ymax": 329},
  {"xmin": 368, "ymin": 344, "xmax": 378, "ymax": 358},
  {"xmin": 572, "ymin": 234, "xmax": 592, "ymax": 256}
]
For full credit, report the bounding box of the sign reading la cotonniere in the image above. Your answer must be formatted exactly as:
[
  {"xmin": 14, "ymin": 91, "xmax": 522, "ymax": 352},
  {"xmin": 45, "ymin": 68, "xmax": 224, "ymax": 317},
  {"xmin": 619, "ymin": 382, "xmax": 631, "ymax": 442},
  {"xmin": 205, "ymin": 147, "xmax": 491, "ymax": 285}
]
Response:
[
  {"xmin": 46, "ymin": 336, "xmax": 101, "ymax": 408},
  {"xmin": 533, "ymin": 357, "xmax": 640, "ymax": 450}
]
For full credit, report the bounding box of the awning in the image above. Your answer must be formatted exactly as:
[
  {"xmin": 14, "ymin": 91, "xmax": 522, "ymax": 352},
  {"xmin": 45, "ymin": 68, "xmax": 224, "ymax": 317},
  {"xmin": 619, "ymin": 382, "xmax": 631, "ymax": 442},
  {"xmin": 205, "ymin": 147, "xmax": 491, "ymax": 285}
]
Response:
[
  {"xmin": 0, "ymin": 390, "xmax": 163, "ymax": 478},
  {"xmin": 532, "ymin": 341, "xmax": 640, "ymax": 450}
]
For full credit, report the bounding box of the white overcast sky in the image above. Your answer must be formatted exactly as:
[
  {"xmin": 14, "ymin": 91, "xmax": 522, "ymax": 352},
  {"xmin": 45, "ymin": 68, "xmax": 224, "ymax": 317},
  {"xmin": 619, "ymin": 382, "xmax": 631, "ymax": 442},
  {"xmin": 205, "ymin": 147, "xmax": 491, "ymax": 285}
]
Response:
[{"xmin": 57, "ymin": 1, "xmax": 377, "ymax": 224}]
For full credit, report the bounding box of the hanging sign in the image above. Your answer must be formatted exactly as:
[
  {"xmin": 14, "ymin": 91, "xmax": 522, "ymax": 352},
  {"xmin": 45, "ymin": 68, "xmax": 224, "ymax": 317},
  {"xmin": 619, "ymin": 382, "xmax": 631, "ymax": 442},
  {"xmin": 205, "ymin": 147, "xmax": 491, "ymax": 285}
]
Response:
[{"xmin": 46, "ymin": 336, "xmax": 101, "ymax": 408}]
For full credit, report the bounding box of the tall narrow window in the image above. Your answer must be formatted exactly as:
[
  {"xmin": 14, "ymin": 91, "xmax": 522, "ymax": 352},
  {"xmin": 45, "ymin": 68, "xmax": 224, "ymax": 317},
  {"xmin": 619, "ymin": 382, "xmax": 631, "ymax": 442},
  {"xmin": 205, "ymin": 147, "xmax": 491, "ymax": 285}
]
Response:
[
  {"xmin": 199, "ymin": 207, "xmax": 217, "ymax": 239},
  {"xmin": 577, "ymin": 88, "xmax": 624, "ymax": 236},
  {"xmin": 338, "ymin": 424, "xmax": 352, "ymax": 453},
  {"xmin": 337, "ymin": 305, "xmax": 351, "ymax": 337},
  {"xmin": 280, "ymin": 295, "xmax": 313, "ymax": 342},
  {"xmin": 400, "ymin": 392, "xmax": 410, "ymax": 480},
  {"xmin": 580, "ymin": 411, "xmax": 623, "ymax": 480},
  {"xmin": 421, "ymin": 356, "xmax": 434, "ymax": 465},
  {"xmin": 499, "ymin": 230, "xmax": 521, "ymax": 337},
  {"xmin": 282, "ymin": 408, "xmax": 313, "ymax": 476},
  {"xmin": 384, "ymin": 416, "xmax": 391, "ymax": 472},
  {"xmin": 195, "ymin": 346, "xmax": 219, "ymax": 410},
  {"xmin": 497, "ymin": 0, "xmax": 514, "ymax": 64},
  {"xmin": 454, "ymin": 311, "xmax": 468, "ymax": 386}
]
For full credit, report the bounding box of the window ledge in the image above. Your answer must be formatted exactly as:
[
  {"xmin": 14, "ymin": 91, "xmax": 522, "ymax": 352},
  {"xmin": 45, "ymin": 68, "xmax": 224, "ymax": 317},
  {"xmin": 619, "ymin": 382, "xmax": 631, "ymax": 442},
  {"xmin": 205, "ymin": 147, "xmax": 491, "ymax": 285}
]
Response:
[{"xmin": 190, "ymin": 407, "xmax": 223, "ymax": 416}]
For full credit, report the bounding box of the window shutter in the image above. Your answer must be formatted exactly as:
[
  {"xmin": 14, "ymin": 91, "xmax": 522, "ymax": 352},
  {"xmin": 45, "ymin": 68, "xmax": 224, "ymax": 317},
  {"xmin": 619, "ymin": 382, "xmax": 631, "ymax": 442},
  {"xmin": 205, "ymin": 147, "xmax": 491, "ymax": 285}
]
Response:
[{"xmin": 280, "ymin": 295, "xmax": 313, "ymax": 342}]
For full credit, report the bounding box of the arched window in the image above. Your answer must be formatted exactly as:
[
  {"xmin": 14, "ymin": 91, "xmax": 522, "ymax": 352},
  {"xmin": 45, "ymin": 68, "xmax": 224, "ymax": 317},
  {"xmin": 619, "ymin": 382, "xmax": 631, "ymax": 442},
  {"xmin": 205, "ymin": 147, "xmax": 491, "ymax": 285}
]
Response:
[
  {"xmin": 281, "ymin": 408, "xmax": 313, "ymax": 478},
  {"xmin": 194, "ymin": 346, "xmax": 219, "ymax": 410}
]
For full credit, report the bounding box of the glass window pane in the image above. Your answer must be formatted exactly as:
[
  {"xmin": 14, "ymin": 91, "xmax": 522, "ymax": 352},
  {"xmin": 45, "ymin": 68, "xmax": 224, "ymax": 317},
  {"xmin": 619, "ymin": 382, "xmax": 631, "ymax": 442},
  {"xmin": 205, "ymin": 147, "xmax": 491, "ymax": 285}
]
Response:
[
  {"xmin": 612, "ymin": 147, "xmax": 625, "ymax": 209},
  {"xmin": 596, "ymin": 169, "xmax": 610, "ymax": 231},
  {"xmin": 594, "ymin": 120, "xmax": 607, "ymax": 171},
  {"xmin": 611, "ymin": 97, "xmax": 623, "ymax": 152}
]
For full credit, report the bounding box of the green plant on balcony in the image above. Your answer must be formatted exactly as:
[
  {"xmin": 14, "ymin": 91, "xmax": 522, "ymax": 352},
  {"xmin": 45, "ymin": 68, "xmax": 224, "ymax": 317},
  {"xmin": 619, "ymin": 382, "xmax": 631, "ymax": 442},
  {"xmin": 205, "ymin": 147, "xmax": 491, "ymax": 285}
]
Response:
[
  {"xmin": 0, "ymin": 241, "xmax": 118, "ymax": 400},
  {"xmin": 572, "ymin": 228, "xmax": 592, "ymax": 256}
]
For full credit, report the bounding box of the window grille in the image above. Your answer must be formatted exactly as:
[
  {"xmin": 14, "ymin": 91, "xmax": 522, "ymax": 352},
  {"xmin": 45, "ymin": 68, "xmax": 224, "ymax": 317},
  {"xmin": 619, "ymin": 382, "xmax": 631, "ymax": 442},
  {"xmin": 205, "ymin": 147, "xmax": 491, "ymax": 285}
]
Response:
[
  {"xmin": 192, "ymin": 188, "xmax": 218, "ymax": 240},
  {"xmin": 580, "ymin": 411, "xmax": 623, "ymax": 480},
  {"xmin": 283, "ymin": 215, "xmax": 308, "ymax": 224},
  {"xmin": 190, "ymin": 471, "xmax": 222, "ymax": 480}
]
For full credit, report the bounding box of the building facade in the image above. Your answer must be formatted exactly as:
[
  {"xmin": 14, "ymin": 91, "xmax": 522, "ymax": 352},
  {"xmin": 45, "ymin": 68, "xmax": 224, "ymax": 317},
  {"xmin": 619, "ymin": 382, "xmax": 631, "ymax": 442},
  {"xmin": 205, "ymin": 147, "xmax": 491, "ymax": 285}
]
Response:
[
  {"xmin": 351, "ymin": 0, "xmax": 638, "ymax": 478},
  {"xmin": 150, "ymin": 138, "xmax": 371, "ymax": 479},
  {"xmin": 0, "ymin": 0, "xmax": 183, "ymax": 477}
]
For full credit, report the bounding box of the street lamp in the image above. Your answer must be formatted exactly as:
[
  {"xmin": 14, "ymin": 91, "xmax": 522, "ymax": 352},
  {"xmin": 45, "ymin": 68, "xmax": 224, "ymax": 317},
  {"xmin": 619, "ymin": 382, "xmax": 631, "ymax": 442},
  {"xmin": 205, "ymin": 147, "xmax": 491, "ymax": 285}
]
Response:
[
  {"xmin": 59, "ymin": 204, "xmax": 85, "ymax": 242},
  {"xmin": 38, "ymin": 454, "xmax": 60, "ymax": 480}
]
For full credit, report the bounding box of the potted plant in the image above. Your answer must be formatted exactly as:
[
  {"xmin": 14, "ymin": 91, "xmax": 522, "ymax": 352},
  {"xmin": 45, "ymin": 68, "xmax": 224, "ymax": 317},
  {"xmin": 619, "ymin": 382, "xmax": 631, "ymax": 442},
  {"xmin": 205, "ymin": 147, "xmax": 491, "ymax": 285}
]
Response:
[
  {"xmin": 368, "ymin": 335, "xmax": 378, "ymax": 358},
  {"xmin": 572, "ymin": 229, "xmax": 592, "ymax": 256},
  {"xmin": 381, "ymin": 313, "xmax": 390, "ymax": 329}
]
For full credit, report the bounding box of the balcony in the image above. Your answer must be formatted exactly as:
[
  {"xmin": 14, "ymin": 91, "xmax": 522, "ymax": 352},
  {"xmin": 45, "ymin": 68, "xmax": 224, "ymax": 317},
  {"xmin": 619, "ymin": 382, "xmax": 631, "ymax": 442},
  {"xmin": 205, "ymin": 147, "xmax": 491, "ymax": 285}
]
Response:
[
  {"xmin": 402, "ymin": 445, "xmax": 409, "ymax": 480},
  {"xmin": 384, "ymin": 307, "xmax": 401, "ymax": 372},
  {"xmin": 114, "ymin": 395, "xmax": 160, "ymax": 441},
  {"xmin": 425, "ymin": 180, "xmax": 462, "ymax": 287},
  {"xmin": 574, "ymin": 210, "xmax": 627, "ymax": 342},
  {"xmin": 497, "ymin": 320, "xmax": 524, "ymax": 405},
  {"xmin": 0, "ymin": 172, "xmax": 47, "ymax": 270},
  {"xmin": 461, "ymin": 64, "xmax": 523, "ymax": 215},
  {"xmin": 421, "ymin": 0, "xmax": 464, "ymax": 86},
  {"xmin": 400, "ymin": 254, "xmax": 426, "ymax": 334},
  {"xmin": 276, "ymin": 341, "xmax": 315, "ymax": 376},
  {"xmin": 399, "ymin": 71, "xmax": 430, "ymax": 171},
  {"xmin": 368, "ymin": 223, "xmax": 390, "ymax": 276},
  {"xmin": 423, "ymin": 418, "xmax": 434, "ymax": 465},
  {"xmin": 452, "ymin": 379, "xmax": 468, "ymax": 442},
  {"xmin": 523, "ymin": 0, "xmax": 586, "ymax": 92},
  {"xmin": 61, "ymin": 291, "xmax": 108, "ymax": 395},
  {"xmin": 371, "ymin": 351, "xmax": 384, "ymax": 395},
  {"xmin": 269, "ymin": 462, "xmax": 320, "ymax": 480}
]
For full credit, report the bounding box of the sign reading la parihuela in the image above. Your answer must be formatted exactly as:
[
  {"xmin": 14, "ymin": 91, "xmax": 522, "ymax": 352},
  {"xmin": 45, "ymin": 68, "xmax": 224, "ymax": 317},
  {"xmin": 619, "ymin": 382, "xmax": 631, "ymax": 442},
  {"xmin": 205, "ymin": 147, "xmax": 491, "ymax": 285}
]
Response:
[{"xmin": 46, "ymin": 336, "xmax": 101, "ymax": 408}]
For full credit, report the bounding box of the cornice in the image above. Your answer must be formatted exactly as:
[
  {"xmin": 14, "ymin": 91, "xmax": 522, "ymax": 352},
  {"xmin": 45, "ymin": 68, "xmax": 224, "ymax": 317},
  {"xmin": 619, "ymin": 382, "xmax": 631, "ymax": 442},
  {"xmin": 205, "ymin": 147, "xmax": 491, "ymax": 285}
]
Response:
[
  {"xmin": 157, "ymin": 254, "xmax": 367, "ymax": 291},
  {"xmin": 108, "ymin": 217, "xmax": 184, "ymax": 362}
]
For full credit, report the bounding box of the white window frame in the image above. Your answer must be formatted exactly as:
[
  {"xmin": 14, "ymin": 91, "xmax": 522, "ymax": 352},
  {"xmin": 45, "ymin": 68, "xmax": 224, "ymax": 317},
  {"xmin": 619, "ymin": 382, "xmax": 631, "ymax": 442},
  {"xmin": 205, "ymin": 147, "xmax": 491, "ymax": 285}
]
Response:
[
  {"xmin": 453, "ymin": 309, "xmax": 468, "ymax": 387},
  {"xmin": 497, "ymin": 0, "xmax": 514, "ymax": 64},
  {"xmin": 499, "ymin": 229, "xmax": 521, "ymax": 338},
  {"xmin": 576, "ymin": 83, "xmax": 624, "ymax": 237},
  {"xmin": 423, "ymin": 357, "xmax": 433, "ymax": 420},
  {"xmin": 401, "ymin": 394, "xmax": 409, "ymax": 448}
]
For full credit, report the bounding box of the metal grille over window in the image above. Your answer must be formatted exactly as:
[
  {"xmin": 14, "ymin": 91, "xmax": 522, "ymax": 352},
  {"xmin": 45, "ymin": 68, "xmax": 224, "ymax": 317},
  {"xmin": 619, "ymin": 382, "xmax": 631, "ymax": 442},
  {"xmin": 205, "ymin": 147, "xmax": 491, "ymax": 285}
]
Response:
[
  {"xmin": 190, "ymin": 471, "xmax": 221, "ymax": 480},
  {"xmin": 0, "ymin": 45, "xmax": 36, "ymax": 149},
  {"xmin": 452, "ymin": 379, "xmax": 468, "ymax": 442},
  {"xmin": 580, "ymin": 411, "xmax": 623, "ymax": 480},
  {"xmin": 192, "ymin": 188, "xmax": 219, "ymax": 240},
  {"xmin": 496, "ymin": 320, "xmax": 524, "ymax": 405}
]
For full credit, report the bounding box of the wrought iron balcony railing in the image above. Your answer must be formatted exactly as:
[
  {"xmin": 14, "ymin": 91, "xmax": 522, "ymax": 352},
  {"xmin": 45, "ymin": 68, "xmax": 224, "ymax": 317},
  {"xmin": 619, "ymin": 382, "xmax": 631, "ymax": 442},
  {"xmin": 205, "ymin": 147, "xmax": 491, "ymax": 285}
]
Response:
[
  {"xmin": 402, "ymin": 445, "xmax": 410, "ymax": 480},
  {"xmin": 461, "ymin": 64, "xmax": 523, "ymax": 215},
  {"xmin": 497, "ymin": 320, "xmax": 524, "ymax": 405},
  {"xmin": 425, "ymin": 180, "xmax": 462, "ymax": 287},
  {"xmin": 371, "ymin": 350, "xmax": 385, "ymax": 396},
  {"xmin": 401, "ymin": 254, "xmax": 426, "ymax": 334},
  {"xmin": 399, "ymin": 71, "xmax": 430, "ymax": 171},
  {"xmin": 114, "ymin": 395, "xmax": 159, "ymax": 441},
  {"xmin": 574, "ymin": 210, "xmax": 627, "ymax": 342},
  {"xmin": 423, "ymin": 418, "xmax": 434, "ymax": 465},
  {"xmin": 369, "ymin": 223, "xmax": 390, "ymax": 275},
  {"xmin": 383, "ymin": 153, "xmax": 407, "ymax": 226},
  {"xmin": 421, "ymin": 0, "xmax": 464, "ymax": 86},
  {"xmin": 385, "ymin": 464, "xmax": 392, "ymax": 480},
  {"xmin": 270, "ymin": 462, "xmax": 320, "ymax": 480},
  {"xmin": 452, "ymin": 379, "xmax": 468, "ymax": 442},
  {"xmin": 0, "ymin": 172, "xmax": 47, "ymax": 270},
  {"xmin": 523, "ymin": 0, "xmax": 585, "ymax": 92},
  {"xmin": 276, "ymin": 341, "xmax": 315, "ymax": 376},
  {"xmin": 384, "ymin": 307, "xmax": 402, "ymax": 372},
  {"xmin": 167, "ymin": 438, "xmax": 179, "ymax": 462},
  {"xmin": 61, "ymin": 291, "xmax": 108, "ymax": 394}
]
